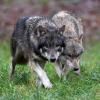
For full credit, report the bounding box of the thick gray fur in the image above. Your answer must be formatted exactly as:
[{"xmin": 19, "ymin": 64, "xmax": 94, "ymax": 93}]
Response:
[
  {"xmin": 52, "ymin": 11, "xmax": 84, "ymax": 77},
  {"xmin": 9, "ymin": 16, "xmax": 66, "ymax": 88}
]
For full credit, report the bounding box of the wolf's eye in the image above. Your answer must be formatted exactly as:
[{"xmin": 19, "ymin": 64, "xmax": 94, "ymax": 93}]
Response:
[
  {"xmin": 42, "ymin": 46, "xmax": 48, "ymax": 52},
  {"xmin": 43, "ymin": 46, "xmax": 48, "ymax": 50},
  {"xmin": 41, "ymin": 31, "xmax": 46, "ymax": 36},
  {"xmin": 56, "ymin": 46, "xmax": 61, "ymax": 52},
  {"xmin": 56, "ymin": 46, "xmax": 64, "ymax": 52},
  {"xmin": 40, "ymin": 46, "xmax": 48, "ymax": 53}
]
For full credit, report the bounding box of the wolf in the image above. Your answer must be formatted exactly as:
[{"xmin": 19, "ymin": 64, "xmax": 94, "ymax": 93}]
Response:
[
  {"xmin": 9, "ymin": 16, "xmax": 66, "ymax": 88},
  {"xmin": 52, "ymin": 11, "xmax": 84, "ymax": 78}
]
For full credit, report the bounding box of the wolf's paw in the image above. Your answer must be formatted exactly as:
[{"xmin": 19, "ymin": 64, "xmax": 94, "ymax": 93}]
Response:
[{"xmin": 43, "ymin": 81, "xmax": 53, "ymax": 89}]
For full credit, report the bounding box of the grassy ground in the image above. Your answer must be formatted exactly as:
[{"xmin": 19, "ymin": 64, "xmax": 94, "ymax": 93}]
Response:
[{"xmin": 0, "ymin": 41, "xmax": 100, "ymax": 100}]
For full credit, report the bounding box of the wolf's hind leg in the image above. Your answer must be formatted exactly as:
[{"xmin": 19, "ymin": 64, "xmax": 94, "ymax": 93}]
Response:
[
  {"xmin": 9, "ymin": 47, "xmax": 20, "ymax": 80},
  {"xmin": 9, "ymin": 57, "xmax": 16, "ymax": 80}
]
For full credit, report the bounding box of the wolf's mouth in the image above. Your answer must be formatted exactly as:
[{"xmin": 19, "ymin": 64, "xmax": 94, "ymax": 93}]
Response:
[
  {"xmin": 39, "ymin": 48, "xmax": 60, "ymax": 62},
  {"xmin": 50, "ymin": 58, "xmax": 56, "ymax": 62}
]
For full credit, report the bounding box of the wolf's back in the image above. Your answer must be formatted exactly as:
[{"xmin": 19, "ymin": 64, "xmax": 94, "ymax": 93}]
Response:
[
  {"xmin": 11, "ymin": 16, "xmax": 42, "ymax": 56},
  {"xmin": 52, "ymin": 11, "xmax": 83, "ymax": 38},
  {"xmin": 11, "ymin": 16, "xmax": 42, "ymax": 42},
  {"xmin": 11, "ymin": 17, "xmax": 28, "ymax": 56}
]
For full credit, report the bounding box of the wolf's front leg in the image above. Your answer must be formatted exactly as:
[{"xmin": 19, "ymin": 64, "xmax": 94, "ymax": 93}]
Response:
[
  {"xmin": 61, "ymin": 60, "xmax": 74, "ymax": 80},
  {"xmin": 73, "ymin": 59, "xmax": 80, "ymax": 75},
  {"xmin": 62, "ymin": 59, "xmax": 81, "ymax": 76},
  {"xmin": 28, "ymin": 61, "xmax": 52, "ymax": 88},
  {"xmin": 54, "ymin": 62, "xmax": 62, "ymax": 78}
]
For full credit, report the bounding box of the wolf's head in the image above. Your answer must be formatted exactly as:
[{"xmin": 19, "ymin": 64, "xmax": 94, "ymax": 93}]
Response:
[
  {"xmin": 38, "ymin": 33, "xmax": 65, "ymax": 62},
  {"xmin": 52, "ymin": 11, "xmax": 84, "ymax": 59},
  {"xmin": 64, "ymin": 35, "xmax": 84, "ymax": 58},
  {"xmin": 32, "ymin": 18, "xmax": 66, "ymax": 62},
  {"xmin": 38, "ymin": 26, "xmax": 65, "ymax": 62}
]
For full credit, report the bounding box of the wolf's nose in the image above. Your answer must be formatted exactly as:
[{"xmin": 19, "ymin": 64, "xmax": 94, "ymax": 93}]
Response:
[
  {"xmin": 73, "ymin": 68, "xmax": 79, "ymax": 71},
  {"xmin": 50, "ymin": 58, "xmax": 56, "ymax": 62}
]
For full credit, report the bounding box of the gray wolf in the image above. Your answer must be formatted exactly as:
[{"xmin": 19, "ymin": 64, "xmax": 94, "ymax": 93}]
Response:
[
  {"xmin": 9, "ymin": 16, "xmax": 66, "ymax": 88},
  {"xmin": 52, "ymin": 11, "xmax": 84, "ymax": 78}
]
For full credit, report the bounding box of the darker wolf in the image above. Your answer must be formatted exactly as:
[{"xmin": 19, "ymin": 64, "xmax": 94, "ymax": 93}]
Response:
[
  {"xmin": 52, "ymin": 11, "xmax": 84, "ymax": 77},
  {"xmin": 9, "ymin": 16, "xmax": 66, "ymax": 88}
]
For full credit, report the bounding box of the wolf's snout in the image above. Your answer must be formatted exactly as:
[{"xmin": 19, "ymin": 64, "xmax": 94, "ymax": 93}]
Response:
[{"xmin": 50, "ymin": 54, "xmax": 56, "ymax": 62}]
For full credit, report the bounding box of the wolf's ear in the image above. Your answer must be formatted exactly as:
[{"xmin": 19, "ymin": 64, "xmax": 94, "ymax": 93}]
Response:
[
  {"xmin": 35, "ymin": 26, "xmax": 46, "ymax": 37},
  {"xmin": 58, "ymin": 25, "xmax": 65, "ymax": 34}
]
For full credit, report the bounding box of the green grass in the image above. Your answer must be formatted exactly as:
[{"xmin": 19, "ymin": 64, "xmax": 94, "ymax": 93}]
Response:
[{"xmin": 0, "ymin": 41, "xmax": 100, "ymax": 100}]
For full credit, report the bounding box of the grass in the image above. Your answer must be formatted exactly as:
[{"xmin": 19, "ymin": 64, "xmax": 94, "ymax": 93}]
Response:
[{"xmin": 0, "ymin": 41, "xmax": 100, "ymax": 100}]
